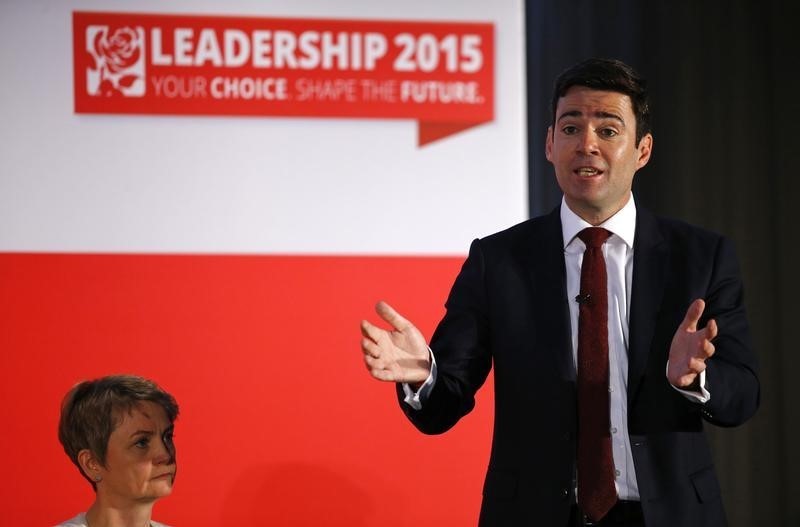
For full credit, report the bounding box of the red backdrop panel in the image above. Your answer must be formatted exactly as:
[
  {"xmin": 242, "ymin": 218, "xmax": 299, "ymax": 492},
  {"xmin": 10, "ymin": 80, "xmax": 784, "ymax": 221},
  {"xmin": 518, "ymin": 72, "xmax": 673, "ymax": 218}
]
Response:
[{"xmin": 0, "ymin": 253, "xmax": 494, "ymax": 526}]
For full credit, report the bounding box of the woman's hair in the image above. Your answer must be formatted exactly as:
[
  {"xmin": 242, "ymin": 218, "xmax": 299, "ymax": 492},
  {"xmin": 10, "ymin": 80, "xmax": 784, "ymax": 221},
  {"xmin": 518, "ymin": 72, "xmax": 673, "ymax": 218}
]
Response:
[{"xmin": 58, "ymin": 374, "xmax": 179, "ymax": 489}]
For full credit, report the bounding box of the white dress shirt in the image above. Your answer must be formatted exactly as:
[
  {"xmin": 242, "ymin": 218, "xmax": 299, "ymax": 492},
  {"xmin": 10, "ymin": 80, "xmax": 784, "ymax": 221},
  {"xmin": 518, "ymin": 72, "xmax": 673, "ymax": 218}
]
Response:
[{"xmin": 562, "ymin": 195, "xmax": 640, "ymax": 499}]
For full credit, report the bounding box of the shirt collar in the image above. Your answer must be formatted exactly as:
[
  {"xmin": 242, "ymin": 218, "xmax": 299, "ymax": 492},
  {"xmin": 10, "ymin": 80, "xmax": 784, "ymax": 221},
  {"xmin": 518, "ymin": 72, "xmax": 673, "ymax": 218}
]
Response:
[{"xmin": 560, "ymin": 194, "xmax": 637, "ymax": 249}]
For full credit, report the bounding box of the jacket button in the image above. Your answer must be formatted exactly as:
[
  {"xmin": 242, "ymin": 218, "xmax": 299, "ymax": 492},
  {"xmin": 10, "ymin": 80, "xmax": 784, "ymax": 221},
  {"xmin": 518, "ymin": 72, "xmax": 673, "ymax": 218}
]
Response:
[{"xmin": 561, "ymin": 488, "xmax": 569, "ymax": 499}]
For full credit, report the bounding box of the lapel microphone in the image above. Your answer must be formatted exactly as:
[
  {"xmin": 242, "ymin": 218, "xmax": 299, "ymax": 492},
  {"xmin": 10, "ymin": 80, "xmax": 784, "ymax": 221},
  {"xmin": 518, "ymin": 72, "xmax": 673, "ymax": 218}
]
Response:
[{"xmin": 575, "ymin": 293, "xmax": 592, "ymax": 304}]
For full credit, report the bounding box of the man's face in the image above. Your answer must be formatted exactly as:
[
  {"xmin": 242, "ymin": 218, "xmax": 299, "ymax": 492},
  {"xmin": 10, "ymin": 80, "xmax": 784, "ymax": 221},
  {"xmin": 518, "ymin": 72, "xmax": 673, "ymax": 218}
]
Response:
[
  {"xmin": 546, "ymin": 86, "xmax": 653, "ymax": 224},
  {"xmin": 97, "ymin": 401, "xmax": 177, "ymax": 503}
]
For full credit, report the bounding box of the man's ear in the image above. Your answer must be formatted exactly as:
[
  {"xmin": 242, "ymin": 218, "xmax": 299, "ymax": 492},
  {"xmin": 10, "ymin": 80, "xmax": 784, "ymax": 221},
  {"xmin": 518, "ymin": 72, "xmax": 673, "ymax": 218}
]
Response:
[
  {"xmin": 545, "ymin": 126, "xmax": 554, "ymax": 162},
  {"xmin": 636, "ymin": 133, "xmax": 653, "ymax": 170}
]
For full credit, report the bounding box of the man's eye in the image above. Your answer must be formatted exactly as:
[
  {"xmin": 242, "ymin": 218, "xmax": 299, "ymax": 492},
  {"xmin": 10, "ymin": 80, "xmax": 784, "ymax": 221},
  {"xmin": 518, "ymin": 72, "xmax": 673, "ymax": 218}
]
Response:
[
  {"xmin": 599, "ymin": 128, "xmax": 618, "ymax": 138},
  {"xmin": 562, "ymin": 125, "xmax": 578, "ymax": 135}
]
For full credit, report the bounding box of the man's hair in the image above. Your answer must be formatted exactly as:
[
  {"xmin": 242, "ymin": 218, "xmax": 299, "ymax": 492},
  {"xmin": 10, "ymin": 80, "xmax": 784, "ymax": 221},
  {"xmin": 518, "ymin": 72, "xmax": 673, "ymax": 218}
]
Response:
[
  {"xmin": 58, "ymin": 374, "xmax": 179, "ymax": 489},
  {"xmin": 551, "ymin": 58, "xmax": 651, "ymax": 144}
]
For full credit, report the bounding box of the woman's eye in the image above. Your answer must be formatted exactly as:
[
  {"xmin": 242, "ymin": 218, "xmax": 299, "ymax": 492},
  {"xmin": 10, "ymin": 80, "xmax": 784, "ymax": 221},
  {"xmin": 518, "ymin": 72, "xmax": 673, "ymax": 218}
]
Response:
[{"xmin": 134, "ymin": 438, "xmax": 149, "ymax": 449}]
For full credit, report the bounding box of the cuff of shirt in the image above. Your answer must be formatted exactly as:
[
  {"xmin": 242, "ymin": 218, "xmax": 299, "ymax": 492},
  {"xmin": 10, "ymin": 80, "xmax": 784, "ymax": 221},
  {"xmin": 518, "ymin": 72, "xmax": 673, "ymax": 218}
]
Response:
[
  {"xmin": 666, "ymin": 361, "xmax": 711, "ymax": 403},
  {"xmin": 402, "ymin": 347, "xmax": 437, "ymax": 410}
]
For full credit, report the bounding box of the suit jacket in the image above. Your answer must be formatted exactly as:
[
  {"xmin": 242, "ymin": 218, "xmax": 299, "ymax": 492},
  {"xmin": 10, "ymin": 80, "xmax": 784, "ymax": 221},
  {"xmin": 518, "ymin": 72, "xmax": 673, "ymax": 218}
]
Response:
[{"xmin": 397, "ymin": 205, "xmax": 759, "ymax": 527}]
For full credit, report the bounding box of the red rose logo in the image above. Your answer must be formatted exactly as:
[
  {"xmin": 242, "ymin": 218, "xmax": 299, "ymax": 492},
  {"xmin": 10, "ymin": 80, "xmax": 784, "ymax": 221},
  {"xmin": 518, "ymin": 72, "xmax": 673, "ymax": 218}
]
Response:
[
  {"xmin": 94, "ymin": 26, "xmax": 141, "ymax": 73},
  {"xmin": 86, "ymin": 25, "xmax": 145, "ymax": 97}
]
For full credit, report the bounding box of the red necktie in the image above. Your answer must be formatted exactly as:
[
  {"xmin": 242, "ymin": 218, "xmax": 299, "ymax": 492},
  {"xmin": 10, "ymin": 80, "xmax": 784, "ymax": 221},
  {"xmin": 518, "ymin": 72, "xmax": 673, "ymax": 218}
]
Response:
[{"xmin": 576, "ymin": 227, "xmax": 617, "ymax": 521}]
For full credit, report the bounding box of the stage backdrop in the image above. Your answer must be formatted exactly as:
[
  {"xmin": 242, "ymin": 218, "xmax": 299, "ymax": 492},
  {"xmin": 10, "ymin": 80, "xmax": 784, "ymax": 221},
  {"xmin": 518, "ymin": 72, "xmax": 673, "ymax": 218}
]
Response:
[{"xmin": 0, "ymin": 1, "xmax": 526, "ymax": 525}]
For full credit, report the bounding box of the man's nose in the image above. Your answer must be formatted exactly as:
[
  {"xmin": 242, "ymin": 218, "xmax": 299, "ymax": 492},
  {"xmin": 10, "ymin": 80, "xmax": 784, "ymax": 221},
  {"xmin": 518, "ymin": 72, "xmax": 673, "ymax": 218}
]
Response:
[{"xmin": 576, "ymin": 128, "xmax": 599, "ymax": 154}]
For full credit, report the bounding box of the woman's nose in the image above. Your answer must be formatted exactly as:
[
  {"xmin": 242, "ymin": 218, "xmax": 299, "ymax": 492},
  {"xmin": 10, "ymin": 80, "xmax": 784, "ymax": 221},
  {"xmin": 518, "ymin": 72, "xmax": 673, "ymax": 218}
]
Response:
[{"xmin": 154, "ymin": 436, "xmax": 176, "ymax": 465}]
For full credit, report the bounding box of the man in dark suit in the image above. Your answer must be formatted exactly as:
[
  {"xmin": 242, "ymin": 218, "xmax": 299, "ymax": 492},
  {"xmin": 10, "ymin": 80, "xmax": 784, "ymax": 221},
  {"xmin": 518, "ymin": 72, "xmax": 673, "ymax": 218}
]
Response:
[{"xmin": 360, "ymin": 58, "xmax": 759, "ymax": 527}]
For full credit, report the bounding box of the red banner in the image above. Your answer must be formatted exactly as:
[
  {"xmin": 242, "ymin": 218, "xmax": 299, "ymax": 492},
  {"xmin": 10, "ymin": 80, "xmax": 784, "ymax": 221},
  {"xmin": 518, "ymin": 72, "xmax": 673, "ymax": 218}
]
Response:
[{"xmin": 72, "ymin": 12, "xmax": 494, "ymax": 145}]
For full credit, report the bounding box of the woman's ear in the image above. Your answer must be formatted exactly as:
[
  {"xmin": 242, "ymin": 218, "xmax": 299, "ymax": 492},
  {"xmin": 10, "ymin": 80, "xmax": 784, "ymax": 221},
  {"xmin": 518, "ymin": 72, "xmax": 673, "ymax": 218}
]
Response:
[{"xmin": 77, "ymin": 449, "xmax": 103, "ymax": 482}]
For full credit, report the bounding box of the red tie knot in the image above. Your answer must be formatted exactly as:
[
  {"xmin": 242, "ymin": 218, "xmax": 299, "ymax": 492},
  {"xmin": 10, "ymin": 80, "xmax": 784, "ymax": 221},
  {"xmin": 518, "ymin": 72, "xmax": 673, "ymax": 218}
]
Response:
[{"xmin": 578, "ymin": 227, "xmax": 612, "ymax": 249}]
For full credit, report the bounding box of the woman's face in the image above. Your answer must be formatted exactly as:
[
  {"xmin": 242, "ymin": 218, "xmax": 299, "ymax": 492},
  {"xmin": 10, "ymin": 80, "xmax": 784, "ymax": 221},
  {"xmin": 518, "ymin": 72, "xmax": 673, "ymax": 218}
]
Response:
[{"xmin": 97, "ymin": 401, "xmax": 176, "ymax": 503}]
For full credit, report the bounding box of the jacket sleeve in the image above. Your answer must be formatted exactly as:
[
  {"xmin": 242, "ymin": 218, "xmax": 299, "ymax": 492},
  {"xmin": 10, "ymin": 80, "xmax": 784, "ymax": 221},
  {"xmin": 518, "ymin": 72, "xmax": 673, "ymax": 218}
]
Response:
[
  {"xmin": 698, "ymin": 236, "xmax": 760, "ymax": 427},
  {"xmin": 395, "ymin": 238, "xmax": 493, "ymax": 434}
]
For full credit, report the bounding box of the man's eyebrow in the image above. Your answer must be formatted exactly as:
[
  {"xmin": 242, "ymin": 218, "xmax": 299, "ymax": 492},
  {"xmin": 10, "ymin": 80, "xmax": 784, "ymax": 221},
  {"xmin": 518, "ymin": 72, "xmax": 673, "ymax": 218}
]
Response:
[{"xmin": 556, "ymin": 110, "xmax": 625, "ymax": 125}]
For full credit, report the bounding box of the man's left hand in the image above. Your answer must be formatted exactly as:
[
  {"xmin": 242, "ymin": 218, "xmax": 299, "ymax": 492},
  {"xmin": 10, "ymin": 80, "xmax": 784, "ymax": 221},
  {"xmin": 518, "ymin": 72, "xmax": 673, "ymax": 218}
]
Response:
[{"xmin": 668, "ymin": 298, "xmax": 717, "ymax": 388}]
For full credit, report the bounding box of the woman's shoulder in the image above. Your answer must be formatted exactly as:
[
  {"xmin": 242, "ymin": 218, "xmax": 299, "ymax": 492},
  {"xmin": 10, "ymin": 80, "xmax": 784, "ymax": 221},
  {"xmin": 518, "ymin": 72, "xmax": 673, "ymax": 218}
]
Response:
[
  {"xmin": 54, "ymin": 513, "xmax": 170, "ymax": 527},
  {"xmin": 54, "ymin": 513, "xmax": 87, "ymax": 527}
]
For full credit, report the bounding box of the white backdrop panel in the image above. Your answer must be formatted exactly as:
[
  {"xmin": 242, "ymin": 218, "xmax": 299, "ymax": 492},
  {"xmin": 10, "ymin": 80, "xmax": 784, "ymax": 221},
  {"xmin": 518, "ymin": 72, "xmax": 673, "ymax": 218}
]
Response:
[{"xmin": 0, "ymin": 0, "xmax": 526, "ymax": 255}]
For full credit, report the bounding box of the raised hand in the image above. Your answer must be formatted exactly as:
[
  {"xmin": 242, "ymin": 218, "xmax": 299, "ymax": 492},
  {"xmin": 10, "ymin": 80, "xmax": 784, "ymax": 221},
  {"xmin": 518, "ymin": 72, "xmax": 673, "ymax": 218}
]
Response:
[
  {"xmin": 667, "ymin": 299, "xmax": 717, "ymax": 388},
  {"xmin": 361, "ymin": 301, "xmax": 431, "ymax": 384}
]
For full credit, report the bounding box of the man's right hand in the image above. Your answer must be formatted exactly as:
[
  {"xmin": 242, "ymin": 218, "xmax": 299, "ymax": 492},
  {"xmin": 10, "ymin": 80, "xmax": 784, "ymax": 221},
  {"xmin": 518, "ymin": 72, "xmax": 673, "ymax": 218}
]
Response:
[{"xmin": 360, "ymin": 301, "xmax": 431, "ymax": 385}]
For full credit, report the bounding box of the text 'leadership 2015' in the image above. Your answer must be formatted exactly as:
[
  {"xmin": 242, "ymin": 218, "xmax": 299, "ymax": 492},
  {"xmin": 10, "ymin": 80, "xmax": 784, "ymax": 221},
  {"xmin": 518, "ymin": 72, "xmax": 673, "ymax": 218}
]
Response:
[{"xmin": 73, "ymin": 12, "xmax": 495, "ymax": 145}]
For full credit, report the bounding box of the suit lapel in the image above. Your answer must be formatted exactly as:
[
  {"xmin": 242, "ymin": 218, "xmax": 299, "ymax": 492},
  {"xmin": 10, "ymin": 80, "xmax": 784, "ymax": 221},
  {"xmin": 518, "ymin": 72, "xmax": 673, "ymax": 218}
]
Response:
[
  {"xmin": 520, "ymin": 205, "xmax": 667, "ymax": 389},
  {"xmin": 521, "ymin": 207, "xmax": 574, "ymax": 381},
  {"xmin": 628, "ymin": 208, "xmax": 668, "ymax": 403}
]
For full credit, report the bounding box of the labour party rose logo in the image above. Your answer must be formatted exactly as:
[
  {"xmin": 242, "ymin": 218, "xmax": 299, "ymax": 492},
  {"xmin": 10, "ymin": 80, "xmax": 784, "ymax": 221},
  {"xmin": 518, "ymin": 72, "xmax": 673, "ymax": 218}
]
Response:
[{"xmin": 85, "ymin": 25, "xmax": 145, "ymax": 97}]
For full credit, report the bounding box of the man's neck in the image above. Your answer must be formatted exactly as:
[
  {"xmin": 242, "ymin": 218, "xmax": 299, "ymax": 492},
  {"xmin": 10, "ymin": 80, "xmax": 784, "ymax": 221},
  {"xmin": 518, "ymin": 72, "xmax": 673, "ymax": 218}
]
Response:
[{"xmin": 564, "ymin": 194, "xmax": 632, "ymax": 226}]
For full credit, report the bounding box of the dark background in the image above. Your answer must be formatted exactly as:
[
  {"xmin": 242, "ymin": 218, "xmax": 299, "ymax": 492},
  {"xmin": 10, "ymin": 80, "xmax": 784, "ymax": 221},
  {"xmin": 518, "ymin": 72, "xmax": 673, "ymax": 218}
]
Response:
[{"xmin": 525, "ymin": 0, "xmax": 798, "ymax": 524}]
